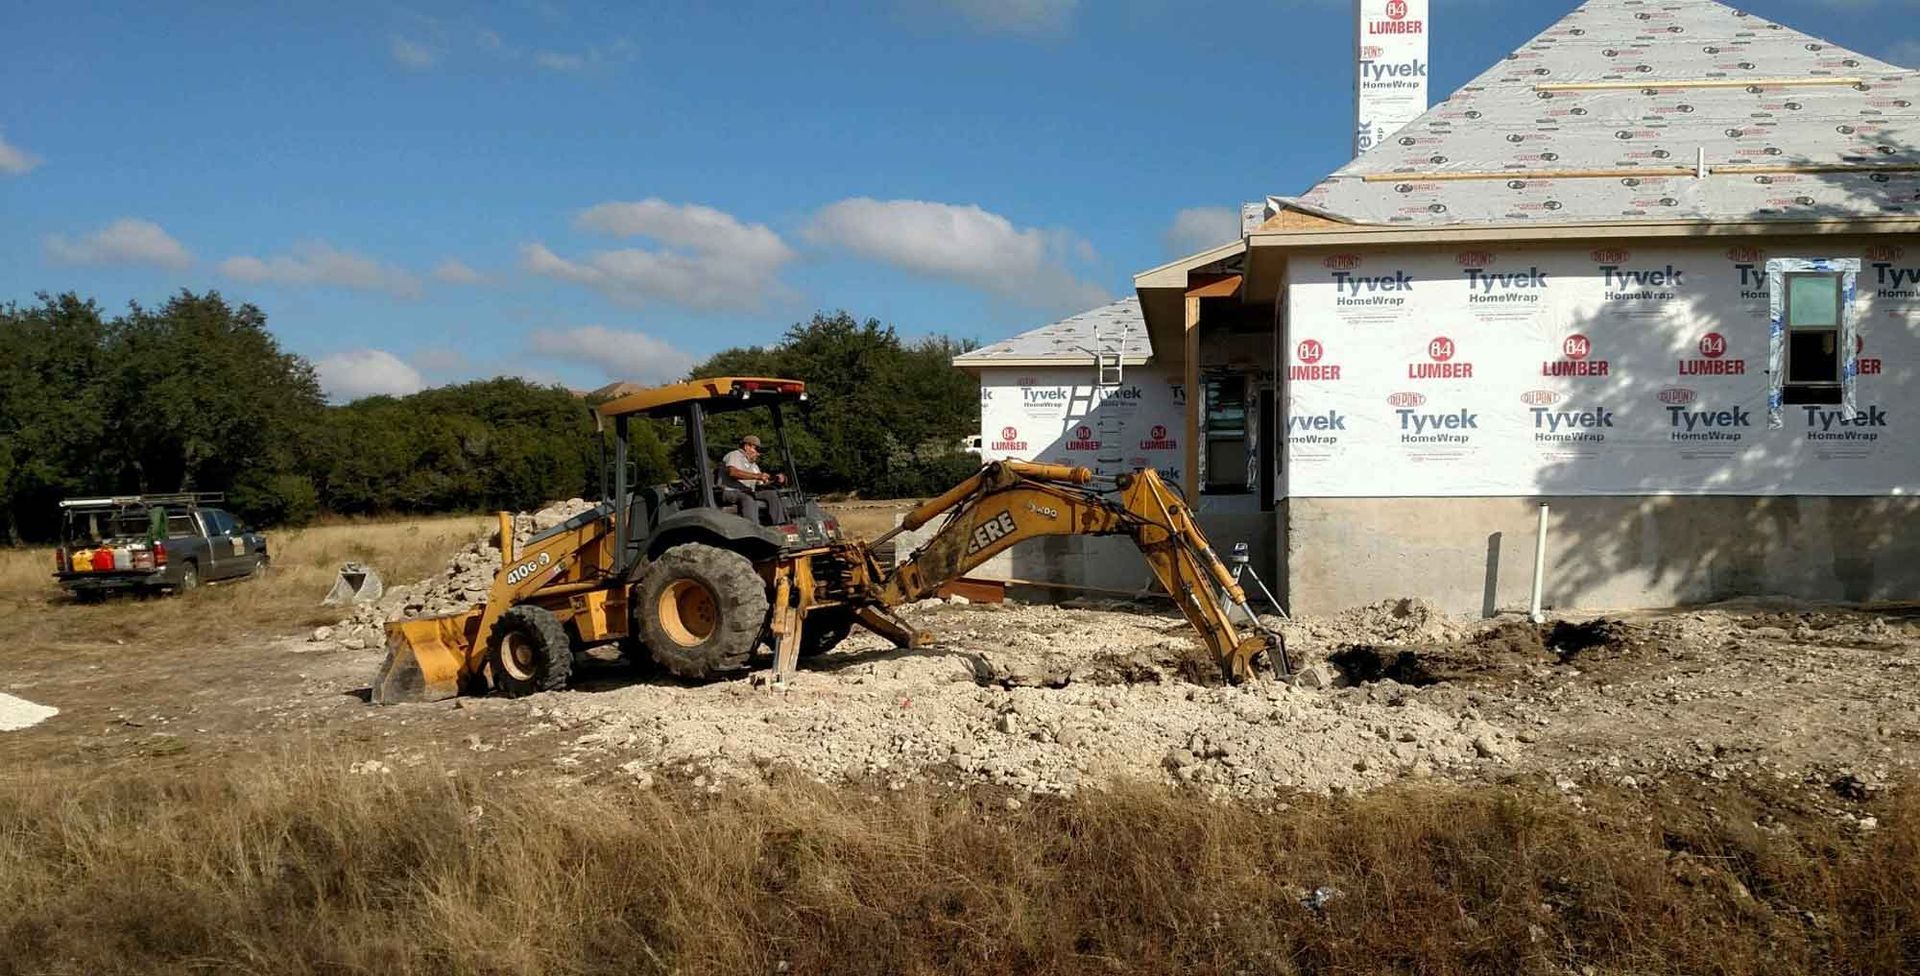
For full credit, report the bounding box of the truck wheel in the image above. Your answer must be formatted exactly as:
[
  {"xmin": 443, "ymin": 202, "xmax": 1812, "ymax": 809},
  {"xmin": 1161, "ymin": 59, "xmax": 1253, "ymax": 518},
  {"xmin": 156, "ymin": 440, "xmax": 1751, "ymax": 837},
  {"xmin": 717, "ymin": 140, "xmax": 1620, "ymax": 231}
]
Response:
[
  {"xmin": 638, "ymin": 544, "xmax": 768, "ymax": 680},
  {"xmin": 800, "ymin": 608, "xmax": 855, "ymax": 659},
  {"xmin": 176, "ymin": 560, "xmax": 200, "ymax": 593},
  {"xmin": 487, "ymin": 605, "xmax": 573, "ymax": 697}
]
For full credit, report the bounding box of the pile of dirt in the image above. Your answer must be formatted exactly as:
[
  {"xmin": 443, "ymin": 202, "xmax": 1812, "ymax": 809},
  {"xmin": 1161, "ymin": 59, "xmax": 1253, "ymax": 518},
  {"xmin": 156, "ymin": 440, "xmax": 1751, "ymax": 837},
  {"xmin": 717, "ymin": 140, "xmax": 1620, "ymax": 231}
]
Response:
[
  {"xmin": 1284, "ymin": 597, "xmax": 1467, "ymax": 653},
  {"xmin": 546, "ymin": 602, "xmax": 1516, "ymax": 798},
  {"xmin": 314, "ymin": 499, "xmax": 598, "ymax": 649}
]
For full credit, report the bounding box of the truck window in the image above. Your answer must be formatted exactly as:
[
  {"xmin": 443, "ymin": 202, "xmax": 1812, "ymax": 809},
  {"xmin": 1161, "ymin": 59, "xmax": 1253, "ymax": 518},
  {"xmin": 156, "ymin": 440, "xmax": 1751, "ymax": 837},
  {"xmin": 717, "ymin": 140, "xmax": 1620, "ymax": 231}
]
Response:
[{"xmin": 167, "ymin": 514, "xmax": 196, "ymax": 537}]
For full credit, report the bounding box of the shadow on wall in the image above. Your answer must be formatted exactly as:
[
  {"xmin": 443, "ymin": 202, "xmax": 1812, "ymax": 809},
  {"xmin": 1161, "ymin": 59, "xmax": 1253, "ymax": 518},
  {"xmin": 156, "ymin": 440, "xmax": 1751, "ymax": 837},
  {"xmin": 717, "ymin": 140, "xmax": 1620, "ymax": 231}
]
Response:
[{"xmin": 1531, "ymin": 147, "xmax": 1920, "ymax": 606}]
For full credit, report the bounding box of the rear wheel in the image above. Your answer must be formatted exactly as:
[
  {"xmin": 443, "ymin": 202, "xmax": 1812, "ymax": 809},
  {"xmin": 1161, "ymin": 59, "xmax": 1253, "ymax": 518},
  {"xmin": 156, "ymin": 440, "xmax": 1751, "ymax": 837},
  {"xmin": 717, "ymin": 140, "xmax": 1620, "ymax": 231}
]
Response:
[
  {"xmin": 799, "ymin": 608, "xmax": 855, "ymax": 659},
  {"xmin": 638, "ymin": 544, "xmax": 768, "ymax": 680},
  {"xmin": 176, "ymin": 560, "xmax": 200, "ymax": 593},
  {"xmin": 487, "ymin": 605, "xmax": 573, "ymax": 697}
]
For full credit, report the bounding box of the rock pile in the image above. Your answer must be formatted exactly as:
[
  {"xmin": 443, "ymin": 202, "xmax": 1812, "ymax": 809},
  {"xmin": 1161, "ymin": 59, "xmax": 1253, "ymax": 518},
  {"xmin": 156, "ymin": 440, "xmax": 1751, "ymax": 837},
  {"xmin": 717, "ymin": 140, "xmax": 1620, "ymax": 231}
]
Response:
[
  {"xmin": 315, "ymin": 499, "xmax": 598, "ymax": 649},
  {"xmin": 546, "ymin": 601, "xmax": 1515, "ymax": 798}
]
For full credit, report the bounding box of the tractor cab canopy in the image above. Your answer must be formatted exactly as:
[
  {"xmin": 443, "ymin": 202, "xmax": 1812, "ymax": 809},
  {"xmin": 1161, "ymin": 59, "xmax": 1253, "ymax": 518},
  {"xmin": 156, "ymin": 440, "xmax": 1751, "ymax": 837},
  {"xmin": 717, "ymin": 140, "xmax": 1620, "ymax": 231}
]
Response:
[
  {"xmin": 596, "ymin": 377, "xmax": 832, "ymax": 550},
  {"xmin": 594, "ymin": 377, "xmax": 808, "ymax": 422}
]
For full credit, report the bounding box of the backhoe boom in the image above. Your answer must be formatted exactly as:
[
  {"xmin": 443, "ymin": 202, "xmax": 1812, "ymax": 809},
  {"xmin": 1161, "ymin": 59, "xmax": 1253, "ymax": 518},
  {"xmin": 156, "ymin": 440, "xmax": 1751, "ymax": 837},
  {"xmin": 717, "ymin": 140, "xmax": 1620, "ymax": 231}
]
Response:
[{"xmin": 841, "ymin": 461, "xmax": 1281, "ymax": 683}]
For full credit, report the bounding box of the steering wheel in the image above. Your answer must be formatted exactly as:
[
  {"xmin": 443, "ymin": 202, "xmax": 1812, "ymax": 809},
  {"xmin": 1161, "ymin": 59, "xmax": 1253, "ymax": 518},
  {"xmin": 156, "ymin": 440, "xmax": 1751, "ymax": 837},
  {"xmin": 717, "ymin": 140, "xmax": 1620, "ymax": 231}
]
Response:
[{"xmin": 669, "ymin": 465, "xmax": 701, "ymax": 495}]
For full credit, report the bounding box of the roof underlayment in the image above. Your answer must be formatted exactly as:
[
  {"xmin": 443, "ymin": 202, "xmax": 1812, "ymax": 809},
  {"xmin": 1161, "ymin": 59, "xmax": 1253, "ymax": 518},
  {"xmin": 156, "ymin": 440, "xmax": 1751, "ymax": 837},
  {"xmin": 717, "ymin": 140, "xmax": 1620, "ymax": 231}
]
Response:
[
  {"xmin": 951, "ymin": 297, "xmax": 1149, "ymax": 366},
  {"xmin": 1293, "ymin": 0, "xmax": 1920, "ymax": 227}
]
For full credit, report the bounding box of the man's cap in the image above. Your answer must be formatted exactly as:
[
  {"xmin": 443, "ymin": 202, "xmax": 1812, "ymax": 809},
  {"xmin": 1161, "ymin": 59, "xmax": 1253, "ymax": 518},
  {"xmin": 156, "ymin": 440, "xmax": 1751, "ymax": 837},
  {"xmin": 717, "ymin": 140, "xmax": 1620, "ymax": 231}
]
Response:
[{"xmin": 741, "ymin": 434, "xmax": 762, "ymax": 447}]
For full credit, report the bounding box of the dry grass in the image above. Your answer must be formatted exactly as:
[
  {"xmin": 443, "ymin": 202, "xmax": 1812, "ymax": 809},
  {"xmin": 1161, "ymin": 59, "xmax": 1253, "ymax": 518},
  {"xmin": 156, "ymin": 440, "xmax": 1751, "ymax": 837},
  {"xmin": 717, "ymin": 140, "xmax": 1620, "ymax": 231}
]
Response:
[
  {"xmin": 1, "ymin": 755, "xmax": 1914, "ymax": 976},
  {"xmin": 821, "ymin": 500, "xmax": 917, "ymax": 541},
  {"xmin": 0, "ymin": 516, "xmax": 491, "ymax": 647}
]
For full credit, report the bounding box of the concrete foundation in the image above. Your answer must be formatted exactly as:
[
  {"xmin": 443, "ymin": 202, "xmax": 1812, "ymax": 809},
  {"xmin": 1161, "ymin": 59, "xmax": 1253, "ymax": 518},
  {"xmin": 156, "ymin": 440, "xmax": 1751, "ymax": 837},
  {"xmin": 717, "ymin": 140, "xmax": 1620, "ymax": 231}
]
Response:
[{"xmin": 1284, "ymin": 495, "xmax": 1920, "ymax": 617}]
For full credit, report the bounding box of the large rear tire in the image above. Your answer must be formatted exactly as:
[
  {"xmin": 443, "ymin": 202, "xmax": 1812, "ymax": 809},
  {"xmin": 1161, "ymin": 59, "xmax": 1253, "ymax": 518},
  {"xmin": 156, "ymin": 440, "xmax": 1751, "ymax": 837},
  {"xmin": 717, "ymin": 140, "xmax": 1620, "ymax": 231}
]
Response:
[
  {"xmin": 487, "ymin": 605, "xmax": 573, "ymax": 697},
  {"xmin": 638, "ymin": 544, "xmax": 768, "ymax": 680},
  {"xmin": 799, "ymin": 608, "xmax": 855, "ymax": 659}
]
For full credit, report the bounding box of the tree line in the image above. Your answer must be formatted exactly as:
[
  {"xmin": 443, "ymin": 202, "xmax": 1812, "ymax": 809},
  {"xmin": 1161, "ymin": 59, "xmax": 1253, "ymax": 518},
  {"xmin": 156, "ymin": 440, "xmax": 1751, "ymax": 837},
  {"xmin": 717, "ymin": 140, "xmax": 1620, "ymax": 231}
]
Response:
[{"xmin": 0, "ymin": 292, "xmax": 980, "ymax": 544}]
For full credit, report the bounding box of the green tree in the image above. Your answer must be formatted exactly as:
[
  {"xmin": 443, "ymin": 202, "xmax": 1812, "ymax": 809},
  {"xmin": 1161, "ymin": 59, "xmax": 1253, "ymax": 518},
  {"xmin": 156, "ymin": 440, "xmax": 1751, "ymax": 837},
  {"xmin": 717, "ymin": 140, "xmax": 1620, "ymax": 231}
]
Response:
[
  {"xmin": 0, "ymin": 294, "xmax": 115, "ymax": 542},
  {"xmin": 102, "ymin": 291, "xmax": 325, "ymax": 500},
  {"xmin": 688, "ymin": 311, "xmax": 980, "ymax": 497}
]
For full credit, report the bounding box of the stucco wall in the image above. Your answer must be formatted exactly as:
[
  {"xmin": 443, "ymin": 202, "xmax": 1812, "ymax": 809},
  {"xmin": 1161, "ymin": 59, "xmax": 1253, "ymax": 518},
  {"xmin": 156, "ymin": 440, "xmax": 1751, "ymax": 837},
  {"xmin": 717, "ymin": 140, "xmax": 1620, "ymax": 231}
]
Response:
[{"xmin": 1285, "ymin": 494, "xmax": 1920, "ymax": 616}]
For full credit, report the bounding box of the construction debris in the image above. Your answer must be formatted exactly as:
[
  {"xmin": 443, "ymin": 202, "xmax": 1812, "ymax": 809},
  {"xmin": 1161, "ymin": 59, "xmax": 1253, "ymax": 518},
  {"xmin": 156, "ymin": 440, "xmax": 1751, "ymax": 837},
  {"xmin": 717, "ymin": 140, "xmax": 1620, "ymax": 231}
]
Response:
[
  {"xmin": 316, "ymin": 499, "xmax": 596, "ymax": 650},
  {"xmin": 546, "ymin": 602, "xmax": 1506, "ymax": 798}
]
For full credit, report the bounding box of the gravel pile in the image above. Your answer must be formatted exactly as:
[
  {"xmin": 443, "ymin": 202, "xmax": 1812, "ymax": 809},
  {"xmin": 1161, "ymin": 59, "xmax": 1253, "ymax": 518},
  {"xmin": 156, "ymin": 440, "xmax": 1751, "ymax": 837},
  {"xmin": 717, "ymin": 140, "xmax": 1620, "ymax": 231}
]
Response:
[
  {"xmin": 312, "ymin": 499, "xmax": 598, "ymax": 649},
  {"xmin": 546, "ymin": 602, "xmax": 1512, "ymax": 798}
]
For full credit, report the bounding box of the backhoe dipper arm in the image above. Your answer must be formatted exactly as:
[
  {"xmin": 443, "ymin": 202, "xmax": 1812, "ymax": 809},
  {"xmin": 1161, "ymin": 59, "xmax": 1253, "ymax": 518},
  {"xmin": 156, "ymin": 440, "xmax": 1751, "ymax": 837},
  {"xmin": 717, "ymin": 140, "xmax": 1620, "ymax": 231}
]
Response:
[{"xmin": 876, "ymin": 460, "xmax": 1279, "ymax": 682}]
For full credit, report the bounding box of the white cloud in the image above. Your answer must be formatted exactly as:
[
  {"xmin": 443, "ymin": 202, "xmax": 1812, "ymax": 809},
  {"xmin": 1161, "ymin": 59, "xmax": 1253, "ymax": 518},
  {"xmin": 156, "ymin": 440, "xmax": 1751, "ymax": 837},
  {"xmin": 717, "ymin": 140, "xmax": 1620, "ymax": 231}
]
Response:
[
  {"xmin": 0, "ymin": 130, "xmax": 41, "ymax": 176},
  {"xmin": 219, "ymin": 242, "xmax": 422, "ymax": 299},
  {"xmin": 314, "ymin": 349, "xmax": 427, "ymax": 401},
  {"xmin": 526, "ymin": 325, "xmax": 696, "ymax": 384},
  {"xmin": 940, "ymin": 0, "xmax": 1078, "ymax": 33},
  {"xmin": 432, "ymin": 258, "xmax": 485, "ymax": 284},
  {"xmin": 523, "ymin": 199, "xmax": 795, "ymax": 311},
  {"xmin": 390, "ymin": 35, "xmax": 440, "ymax": 68},
  {"xmin": 1163, "ymin": 206, "xmax": 1241, "ymax": 256},
  {"xmin": 804, "ymin": 197, "xmax": 1108, "ymax": 310},
  {"xmin": 533, "ymin": 50, "xmax": 587, "ymax": 71},
  {"xmin": 46, "ymin": 218, "xmax": 193, "ymax": 269}
]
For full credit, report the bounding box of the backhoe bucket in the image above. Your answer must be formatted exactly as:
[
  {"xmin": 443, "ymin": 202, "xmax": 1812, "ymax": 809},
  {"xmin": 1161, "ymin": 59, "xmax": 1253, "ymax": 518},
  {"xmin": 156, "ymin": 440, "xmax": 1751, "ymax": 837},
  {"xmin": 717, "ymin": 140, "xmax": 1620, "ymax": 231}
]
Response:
[
  {"xmin": 323, "ymin": 562, "xmax": 385, "ymax": 606},
  {"xmin": 372, "ymin": 611, "xmax": 485, "ymax": 704}
]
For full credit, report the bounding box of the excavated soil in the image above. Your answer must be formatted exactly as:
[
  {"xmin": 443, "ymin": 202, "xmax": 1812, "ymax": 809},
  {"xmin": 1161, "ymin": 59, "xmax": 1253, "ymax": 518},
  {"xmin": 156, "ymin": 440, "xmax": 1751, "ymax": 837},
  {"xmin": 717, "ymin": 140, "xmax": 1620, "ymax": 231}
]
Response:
[
  {"xmin": 270, "ymin": 530, "xmax": 1920, "ymax": 805},
  {"xmin": 546, "ymin": 602, "xmax": 1502, "ymax": 799}
]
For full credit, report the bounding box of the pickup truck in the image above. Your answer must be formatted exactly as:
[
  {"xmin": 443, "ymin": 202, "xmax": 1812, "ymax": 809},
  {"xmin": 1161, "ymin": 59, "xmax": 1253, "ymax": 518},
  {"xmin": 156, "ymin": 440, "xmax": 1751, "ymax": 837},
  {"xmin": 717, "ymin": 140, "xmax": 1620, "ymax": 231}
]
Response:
[{"xmin": 54, "ymin": 494, "xmax": 270, "ymax": 599}]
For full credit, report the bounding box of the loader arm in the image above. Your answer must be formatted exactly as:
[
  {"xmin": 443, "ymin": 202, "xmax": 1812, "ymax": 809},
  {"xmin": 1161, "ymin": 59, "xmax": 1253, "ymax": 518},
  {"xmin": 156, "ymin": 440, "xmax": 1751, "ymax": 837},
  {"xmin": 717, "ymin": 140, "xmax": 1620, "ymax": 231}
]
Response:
[
  {"xmin": 871, "ymin": 460, "xmax": 1281, "ymax": 682},
  {"xmin": 373, "ymin": 509, "xmax": 617, "ymax": 703}
]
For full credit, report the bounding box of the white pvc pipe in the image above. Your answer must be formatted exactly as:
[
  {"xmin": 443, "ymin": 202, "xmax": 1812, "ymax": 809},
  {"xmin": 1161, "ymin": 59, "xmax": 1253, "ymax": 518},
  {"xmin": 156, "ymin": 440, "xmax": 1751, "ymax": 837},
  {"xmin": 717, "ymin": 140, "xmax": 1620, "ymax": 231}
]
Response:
[{"xmin": 1528, "ymin": 502, "xmax": 1549, "ymax": 623}]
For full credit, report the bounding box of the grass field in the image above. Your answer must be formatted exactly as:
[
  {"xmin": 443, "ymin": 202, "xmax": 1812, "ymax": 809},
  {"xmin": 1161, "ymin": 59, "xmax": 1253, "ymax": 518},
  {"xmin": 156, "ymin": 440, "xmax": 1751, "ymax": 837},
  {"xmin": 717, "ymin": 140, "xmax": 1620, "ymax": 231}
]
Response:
[
  {"xmin": 0, "ymin": 515, "xmax": 491, "ymax": 648},
  {"xmin": 2, "ymin": 753, "xmax": 1915, "ymax": 976}
]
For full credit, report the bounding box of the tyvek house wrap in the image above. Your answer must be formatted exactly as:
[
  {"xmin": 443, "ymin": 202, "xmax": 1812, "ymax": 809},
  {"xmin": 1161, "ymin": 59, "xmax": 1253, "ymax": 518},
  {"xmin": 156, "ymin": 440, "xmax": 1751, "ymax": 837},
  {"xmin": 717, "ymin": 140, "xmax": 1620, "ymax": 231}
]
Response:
[{"xmin": 1293, "ymin": 0, "xmax": 1920, "ymax": 226}]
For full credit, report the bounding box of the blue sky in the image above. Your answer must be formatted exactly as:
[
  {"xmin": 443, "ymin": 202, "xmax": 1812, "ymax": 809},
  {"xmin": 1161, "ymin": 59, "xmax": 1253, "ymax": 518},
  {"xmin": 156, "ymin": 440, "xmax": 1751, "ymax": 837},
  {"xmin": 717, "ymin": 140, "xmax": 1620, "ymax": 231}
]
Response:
[{"xmin": 1, "ymin": 0, "xmax": 1909, "ymax": 399}]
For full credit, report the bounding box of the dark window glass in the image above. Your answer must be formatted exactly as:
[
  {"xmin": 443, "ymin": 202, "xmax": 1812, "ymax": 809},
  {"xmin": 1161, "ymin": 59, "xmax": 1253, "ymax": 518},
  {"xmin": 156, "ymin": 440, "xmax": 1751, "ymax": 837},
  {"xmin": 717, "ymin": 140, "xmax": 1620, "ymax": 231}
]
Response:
[
  {"xmin": 1787, "ymin": 330, "xmax": 1839, "ymax": 383},
  {"xmin": 201, "ymin": 510, "xmax": 232, "ymax": 536},
  {"xmin": 1783, "ymin": 384, "xmax": 1842, "ymax": 405}
]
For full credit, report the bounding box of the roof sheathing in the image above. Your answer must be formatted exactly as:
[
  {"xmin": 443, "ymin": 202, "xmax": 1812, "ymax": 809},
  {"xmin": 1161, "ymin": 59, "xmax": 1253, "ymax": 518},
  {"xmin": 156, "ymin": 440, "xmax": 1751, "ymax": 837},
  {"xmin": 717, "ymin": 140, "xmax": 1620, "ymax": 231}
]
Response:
[
  {"xmin": 1294, "ymin": 0, "xmax": 1920, "ymax": 227},
  {"xmin": 951, "ymin": 297, "xmax": 1151, "ymax": 368}
]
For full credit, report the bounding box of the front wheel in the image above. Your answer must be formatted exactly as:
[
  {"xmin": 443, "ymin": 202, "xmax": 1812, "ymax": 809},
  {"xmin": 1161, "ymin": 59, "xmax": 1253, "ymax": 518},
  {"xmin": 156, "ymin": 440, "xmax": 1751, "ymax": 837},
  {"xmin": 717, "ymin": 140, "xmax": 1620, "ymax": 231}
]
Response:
[
  {"xmin": 487, "ymin": 605, "xmax": 573, "ymax": 697},
  {"xmin": 637, "ymin": 544, "xmax": 769, "ymax": 681}
]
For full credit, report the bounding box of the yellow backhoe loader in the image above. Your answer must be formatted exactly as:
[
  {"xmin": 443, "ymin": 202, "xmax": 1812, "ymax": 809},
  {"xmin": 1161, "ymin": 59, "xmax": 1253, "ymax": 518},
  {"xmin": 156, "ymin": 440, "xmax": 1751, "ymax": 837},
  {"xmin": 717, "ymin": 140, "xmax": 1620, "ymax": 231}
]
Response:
[{"xmin": 372, "ymin": 377, "xmax": 1284, "ymax": 704}]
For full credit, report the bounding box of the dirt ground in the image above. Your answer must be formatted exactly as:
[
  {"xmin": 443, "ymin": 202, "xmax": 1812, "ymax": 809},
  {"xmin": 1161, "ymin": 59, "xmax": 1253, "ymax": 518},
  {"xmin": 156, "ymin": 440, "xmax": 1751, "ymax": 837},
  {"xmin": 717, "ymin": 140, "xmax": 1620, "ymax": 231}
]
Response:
[{"xmin": 3, "ymin": 509, "xmax": 1914, "ymax": 822}]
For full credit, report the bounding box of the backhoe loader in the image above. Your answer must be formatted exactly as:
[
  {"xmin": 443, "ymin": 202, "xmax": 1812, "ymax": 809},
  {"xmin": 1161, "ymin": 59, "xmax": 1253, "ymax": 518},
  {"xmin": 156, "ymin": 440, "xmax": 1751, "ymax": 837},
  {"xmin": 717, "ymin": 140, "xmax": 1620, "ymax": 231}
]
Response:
[{"xmin": 371, "ymin": 376, "xmax": 1284, "ymax": 704}]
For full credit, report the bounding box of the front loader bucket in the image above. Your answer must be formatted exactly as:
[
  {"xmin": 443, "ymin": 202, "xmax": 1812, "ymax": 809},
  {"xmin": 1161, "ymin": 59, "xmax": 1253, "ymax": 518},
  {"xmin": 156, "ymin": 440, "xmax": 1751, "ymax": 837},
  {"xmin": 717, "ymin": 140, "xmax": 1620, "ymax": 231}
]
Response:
[
  {"xmin": 371, "ymin": 611, "xmax": 485, "ymax": 704},
  {"xmin": 323, "ymin": 562, "xmax": 385, "ymax": 606}
]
